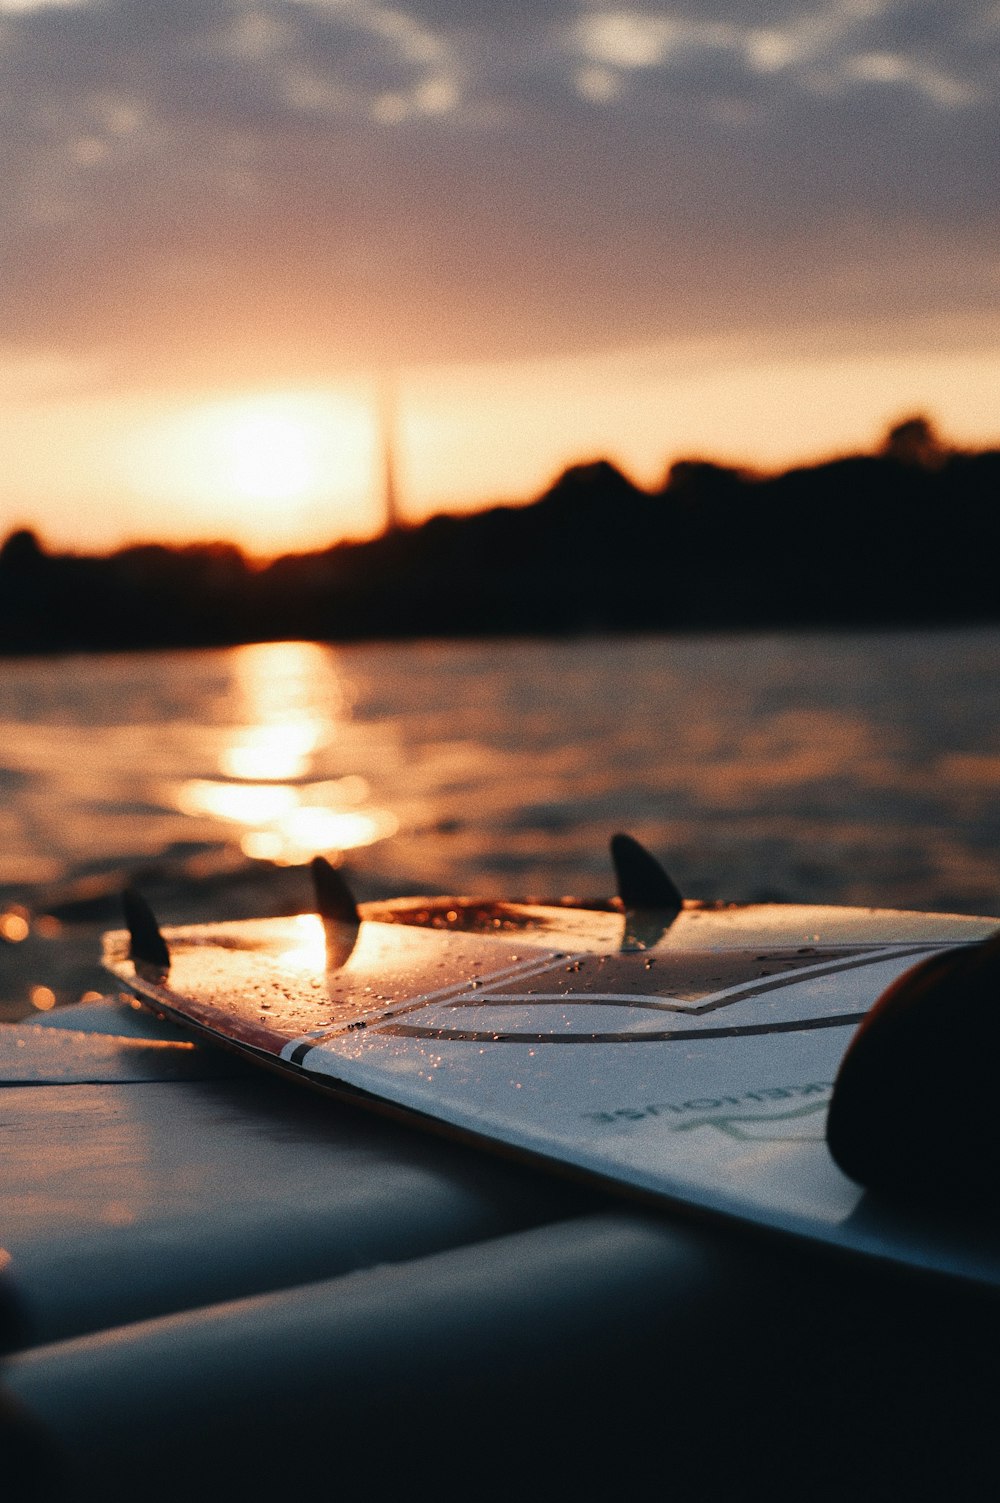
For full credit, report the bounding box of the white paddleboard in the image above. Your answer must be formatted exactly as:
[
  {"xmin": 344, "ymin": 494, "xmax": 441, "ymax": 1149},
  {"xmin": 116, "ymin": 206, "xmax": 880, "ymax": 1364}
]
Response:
[{"xmin": 104, "ymin": 888, "xmax": 999, "ymax": 1287}]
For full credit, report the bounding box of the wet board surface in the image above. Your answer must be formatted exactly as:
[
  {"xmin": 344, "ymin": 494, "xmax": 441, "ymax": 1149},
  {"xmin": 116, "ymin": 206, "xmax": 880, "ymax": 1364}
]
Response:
[{"xmin": 104, "ymin": 898, "xmax": 1000, "ymax": 1288}]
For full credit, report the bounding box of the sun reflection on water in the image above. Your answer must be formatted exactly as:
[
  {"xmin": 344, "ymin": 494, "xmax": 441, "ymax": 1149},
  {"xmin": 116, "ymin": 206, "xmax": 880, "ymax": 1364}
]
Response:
[
  {"xmin": 179, "ymin": 781, "xmax": 299, "ymax": 825},
  {"xmin": 173, "ymin": 641, "xmax": 398, "ymax": 864},
  {"xmin": 219, "ymin": 722, "xmax": 321, "ymax": 782}
]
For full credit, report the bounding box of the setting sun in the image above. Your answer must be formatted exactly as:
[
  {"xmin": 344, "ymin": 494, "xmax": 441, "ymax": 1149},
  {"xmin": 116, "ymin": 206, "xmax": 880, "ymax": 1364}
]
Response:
[
  {"xmin": 216, "ymin": 401, "xmax": 329, "ymax": 506},
  {"xmin": 122, "ymin": 391, "xmax": 379, "ymax": 552}
]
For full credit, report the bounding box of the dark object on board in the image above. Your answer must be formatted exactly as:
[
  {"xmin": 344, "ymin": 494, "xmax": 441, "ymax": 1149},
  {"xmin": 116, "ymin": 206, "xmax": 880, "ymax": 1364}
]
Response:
[
  {"xmin": 610, "ymin": 831, "xmax": 683, "ymax": 951},
  {"xmin": 827, "ymin": 930, "xmax": 1000, "ymax": 1204},
  {"xmin": 122, "ymin": 886, "xmax": 171, "ymax": 983}
]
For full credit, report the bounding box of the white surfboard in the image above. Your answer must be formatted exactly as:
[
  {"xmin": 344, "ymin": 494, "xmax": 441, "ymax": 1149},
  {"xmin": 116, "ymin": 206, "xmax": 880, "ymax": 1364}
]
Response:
[{"xmin": 103, "ymin": 854, "xmax": 999, "ymax": 1288}]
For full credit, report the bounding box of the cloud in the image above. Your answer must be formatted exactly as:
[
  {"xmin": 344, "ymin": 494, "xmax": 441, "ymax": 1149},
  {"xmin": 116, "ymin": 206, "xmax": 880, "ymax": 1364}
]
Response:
[{"xmin": 0, "ymin": 0, "xmax": 996, "ymax": 384}]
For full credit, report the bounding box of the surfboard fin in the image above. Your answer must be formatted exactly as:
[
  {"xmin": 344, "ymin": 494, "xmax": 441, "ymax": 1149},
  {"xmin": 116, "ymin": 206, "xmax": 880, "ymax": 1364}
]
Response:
[
  {"xmin": 311, "ymin": 856, "xmax": 361, "ymax": 970},
  {"xmin": 610, "ymin": 833, "xmax": 683, "ymax": 952},
  {"xmin": 122, "ymin": 886, "xmax": 171, "ymax": 983}
]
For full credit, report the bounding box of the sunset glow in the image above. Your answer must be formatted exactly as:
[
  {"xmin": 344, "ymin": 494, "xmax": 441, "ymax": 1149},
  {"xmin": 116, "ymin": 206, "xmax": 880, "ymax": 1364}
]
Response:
[
  {"xmin": 121, "ymin": 392, "xmax": 377, "ymax": 552},
  {"xmin": 1, "ymin": 325, "xmax": 998, "ymax": 556},
  {"xmin": 0, "ymin": 2, "xmax": 996, "ymax": 553}
]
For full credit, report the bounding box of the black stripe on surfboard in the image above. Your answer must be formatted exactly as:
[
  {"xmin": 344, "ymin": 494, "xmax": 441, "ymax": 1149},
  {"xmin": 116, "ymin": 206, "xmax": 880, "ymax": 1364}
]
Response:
[
  {"xmin": 368, "ymin": 1011, "xmax": 869, "ymax": 1044},
  {"xmin": 442, "ymin": 943, "xmax": 952, "ymax": 1016},
  {"xmin": 289, "ymin": 1038, "xmax": 328, "ymax": 1065},
  {"xmin": 279, "ymin": 950, "xmax": 583, "ymax": 1059},
  {"xmin": 283, "ymin": 944, "xmax": 953, "ymax": 1060}
]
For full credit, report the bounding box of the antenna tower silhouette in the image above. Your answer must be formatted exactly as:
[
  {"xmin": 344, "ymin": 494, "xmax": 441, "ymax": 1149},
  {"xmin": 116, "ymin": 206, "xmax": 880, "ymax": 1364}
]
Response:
[{"xmin": 380, "ymin": 379, "xmax": 402, "ymax": 534}]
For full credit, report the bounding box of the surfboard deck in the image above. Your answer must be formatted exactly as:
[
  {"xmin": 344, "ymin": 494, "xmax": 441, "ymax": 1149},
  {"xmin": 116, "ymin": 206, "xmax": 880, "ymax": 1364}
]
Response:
[{"xmin": 103, "ymin": 894, "xmax": 1000, "ymax": 1288}]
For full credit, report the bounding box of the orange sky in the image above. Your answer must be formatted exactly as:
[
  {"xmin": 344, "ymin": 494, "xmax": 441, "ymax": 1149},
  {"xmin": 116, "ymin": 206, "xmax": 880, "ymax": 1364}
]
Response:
[
  {"xmin": 3, "ymin": 314, "xmax": 998, "ymax": 556},
  {"xmin": 1, "ymin": 2, "xmax": 997, "ymax": 555}
]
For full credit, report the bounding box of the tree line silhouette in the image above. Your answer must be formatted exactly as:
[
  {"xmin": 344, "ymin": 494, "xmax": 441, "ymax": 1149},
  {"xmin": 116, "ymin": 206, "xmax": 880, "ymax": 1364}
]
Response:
[{"xmin": 1, "ymin": 416, "xmax": 996, "ymax": 652}]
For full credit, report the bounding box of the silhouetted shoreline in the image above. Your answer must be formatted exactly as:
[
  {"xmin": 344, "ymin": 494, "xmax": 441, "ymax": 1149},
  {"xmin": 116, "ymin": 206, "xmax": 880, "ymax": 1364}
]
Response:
[{"xmin": 2, "ymin": 418, "xmax": 997, "ymax": 653}]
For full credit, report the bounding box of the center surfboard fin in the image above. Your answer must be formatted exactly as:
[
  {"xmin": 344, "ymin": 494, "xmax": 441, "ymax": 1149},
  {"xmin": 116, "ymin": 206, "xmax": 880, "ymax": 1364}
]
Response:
[
  {"xmin": 311, "ymin": 856, "xmax": 361, "ymax": 970},
  {"xmin": 610, "ymin": 832, "xmax": 683, "ymax": 952}
]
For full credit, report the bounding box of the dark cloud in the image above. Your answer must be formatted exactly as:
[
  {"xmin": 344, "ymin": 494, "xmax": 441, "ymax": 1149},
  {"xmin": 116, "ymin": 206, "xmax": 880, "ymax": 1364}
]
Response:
[{"xmin": 0, "ymin": 0, "xmax": 996, "ymax": 383}]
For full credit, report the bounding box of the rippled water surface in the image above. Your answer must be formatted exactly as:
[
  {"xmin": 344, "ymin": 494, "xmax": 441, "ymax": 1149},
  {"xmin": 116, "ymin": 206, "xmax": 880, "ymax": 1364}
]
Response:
[{"xmin": 1, "ymin": 629, "xmax": 997, "ymax": 1014}]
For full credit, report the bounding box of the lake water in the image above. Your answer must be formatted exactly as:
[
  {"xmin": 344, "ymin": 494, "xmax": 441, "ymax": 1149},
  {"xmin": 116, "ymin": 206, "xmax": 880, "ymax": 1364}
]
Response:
[{"xmin": 1, "ymin": 628, "xmax": 997, "ymax": 1016}]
